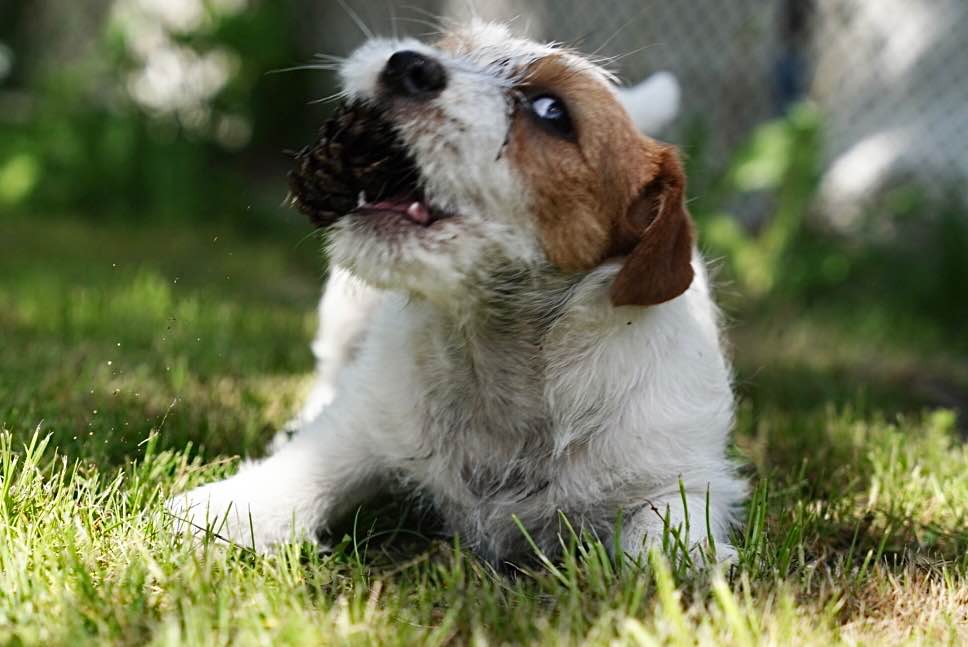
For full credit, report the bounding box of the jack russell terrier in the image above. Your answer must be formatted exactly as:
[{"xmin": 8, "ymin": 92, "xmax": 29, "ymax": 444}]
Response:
[{"xmin": 168, "ymin": 21, "xmax": 746, "ymax": 568}]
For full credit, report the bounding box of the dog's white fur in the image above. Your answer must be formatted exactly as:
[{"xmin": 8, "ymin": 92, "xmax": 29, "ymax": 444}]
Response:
[{"xmin": 169, "ymin": 22, "xmax": 746, "ymax": 567}]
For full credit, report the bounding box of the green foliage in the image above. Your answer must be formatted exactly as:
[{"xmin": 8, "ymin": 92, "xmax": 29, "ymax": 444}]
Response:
[
  {"xmin": 694, "ymin": 103, "xmax": 822, "ymax": 297},
  {"xmin": 0, "ymin": 2, "xmax": 318, "ymax": 223},
  {"xmin": 687, "ymin": 102, "xmax": 968, "ymax": 355},
  {"xmin": 0, "ymin": 152, "xmax": 39, "ymax": 205}
]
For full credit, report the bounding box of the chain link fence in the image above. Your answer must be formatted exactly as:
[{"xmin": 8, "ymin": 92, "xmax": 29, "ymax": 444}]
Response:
[{"xmin": 321, "ymin": 0, "xmax": 968, "ymax": 222}]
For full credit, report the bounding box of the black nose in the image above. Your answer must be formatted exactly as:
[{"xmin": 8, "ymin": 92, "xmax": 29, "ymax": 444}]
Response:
[{"xmin": 381, "ymin": 50, "xmax": 447, "ymax": 98}]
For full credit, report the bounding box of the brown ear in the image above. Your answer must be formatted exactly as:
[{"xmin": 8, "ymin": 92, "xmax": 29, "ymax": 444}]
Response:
[{"xmin": 608, "ymin": 147, "xmax": 695, "ymax": 307}]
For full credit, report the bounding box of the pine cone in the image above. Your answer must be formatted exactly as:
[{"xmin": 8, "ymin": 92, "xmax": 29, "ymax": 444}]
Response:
[{"xmin": 288, "ymin": 102, "xmax": 419, "ymax": 228}]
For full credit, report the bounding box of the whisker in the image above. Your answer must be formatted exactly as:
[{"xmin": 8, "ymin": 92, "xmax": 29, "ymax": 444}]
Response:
[
  {"xmin": 589, "ymin": 4, "xmax": 652, "ymax": 59},
  {"xmin": 382, "ymin": 0, "xmax": 396, "ymax": 40},
  {"xmin": 292, "ymin": 226, "xmax": 326, "ymax": 251},
  {"xmin": 308, "ymin": 90, "xmax": 350, "ymax": 106},
  {"xmin": 562, "ymin": 31, "xmax": 593, "ymax": 52},
  {"xmin": 266, "ymin": 63, "xmax": 341, "ymax": 75},
  {"xmin": 594, "ymin": 42, "xmax": 662, "ymax": 71},
  {"xmin": 335, "ymin": 0, "xmax": 374, "ymax": 40},
  {"xmin": 312, "ymin": 53, "xmax": 348, "ymax": 64},
  {"xmin": 400, "ymin": 4, "xmax": 453, "ymax": 32},
  {"xmin": 391, "ymin": 15, "xmax": 445, "ymax": 36}
]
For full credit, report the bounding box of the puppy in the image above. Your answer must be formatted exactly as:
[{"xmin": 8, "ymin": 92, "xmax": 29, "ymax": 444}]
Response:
[{"xmin": 169, "ymin": 22, "xmax": 746, "ymax": 568}]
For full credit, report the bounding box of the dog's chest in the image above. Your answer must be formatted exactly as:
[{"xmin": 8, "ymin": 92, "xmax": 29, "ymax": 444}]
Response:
[
  {"xmin": 398, "ymin": 313, "xmax": 601, "ymax": 563},
  {"xmin": 413, "ymin": 317, "xmax": 553, "ymax": 473}
]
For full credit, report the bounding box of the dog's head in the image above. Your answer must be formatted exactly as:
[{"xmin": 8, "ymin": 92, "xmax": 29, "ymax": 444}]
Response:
[{"xmin": 290, "ymin": 22, "xmax": 693, "ymax": 308}]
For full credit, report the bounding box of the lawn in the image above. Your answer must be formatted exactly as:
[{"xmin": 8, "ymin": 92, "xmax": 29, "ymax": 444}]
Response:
[{"xmin": 1, "ymin": 216, "xmax": 966, "ymax": 645}]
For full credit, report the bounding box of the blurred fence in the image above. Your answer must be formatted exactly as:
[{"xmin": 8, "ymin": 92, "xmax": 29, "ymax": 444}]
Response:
[
  {"xmin": 2, "ymin": 0, "xmax": 965, "ymax": 223},
  {"xmin": 325, "ymin": 0, "xmax": 968, "ymax": 222}
]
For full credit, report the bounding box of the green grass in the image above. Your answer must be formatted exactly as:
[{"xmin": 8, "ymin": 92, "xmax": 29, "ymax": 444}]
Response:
[{"xmin": 2, "ymin": 217, "xmax": 967, "ymax": 645}]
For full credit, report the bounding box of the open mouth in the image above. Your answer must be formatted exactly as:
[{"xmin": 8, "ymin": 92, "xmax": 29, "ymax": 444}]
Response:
[{"xmin": 288, "ymin": 101, "xmax": 452, "ymax": 229}]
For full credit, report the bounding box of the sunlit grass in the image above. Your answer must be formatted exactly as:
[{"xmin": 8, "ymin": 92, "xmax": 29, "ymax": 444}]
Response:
[{"xmin": 1, "ymin": 217, "xmax": 966, "ymax": 645}]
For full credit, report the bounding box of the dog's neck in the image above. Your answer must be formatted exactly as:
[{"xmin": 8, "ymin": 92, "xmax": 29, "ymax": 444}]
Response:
[{"xmin": 451, "ymin": 264, "xmax": 580, "ymax": 351}]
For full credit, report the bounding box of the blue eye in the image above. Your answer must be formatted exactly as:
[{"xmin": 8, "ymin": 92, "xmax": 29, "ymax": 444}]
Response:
[
  {"xmin": 532, "ymin": 96, "xmax": 563, "ymax": 120},
  {"xmin": 529, "ymin": 94, "xmax": 575, "ymax": 138}
]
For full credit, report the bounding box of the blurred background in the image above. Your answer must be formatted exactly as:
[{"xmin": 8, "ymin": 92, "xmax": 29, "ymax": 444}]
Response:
[{"xmin": 1, "ymin": 0, "xmax": 966, "ymax": 462}]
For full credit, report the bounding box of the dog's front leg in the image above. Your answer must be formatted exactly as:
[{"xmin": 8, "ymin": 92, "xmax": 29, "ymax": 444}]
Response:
[
  {"xmin": 273, "ymin": 268, "xmax": 382, "ymax": 451},
  {"xmin": 166, "ymin": 411, "xmax": 384, "ymax": 552},
  {"xmin": 620, "ymin": 487, "xmax": 740, "ymax": 568}
]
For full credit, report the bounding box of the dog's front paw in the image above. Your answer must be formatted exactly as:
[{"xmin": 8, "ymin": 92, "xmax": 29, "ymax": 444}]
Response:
[
  {"xmin": 695, "ymin": 540, "xmax": 739, "ymax": 570},
  {"xmin": 624, "ymin": 536, "xmax": 738, "ymax": 572},
  {"xmin": 165, "ymin": 477, "xmax": 315, "ymax": 553}
]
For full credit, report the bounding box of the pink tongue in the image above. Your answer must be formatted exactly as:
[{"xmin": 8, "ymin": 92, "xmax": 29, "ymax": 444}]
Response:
[{"xmin": 369, "ymin": 198, "xmax": 431, "ymax": 225}]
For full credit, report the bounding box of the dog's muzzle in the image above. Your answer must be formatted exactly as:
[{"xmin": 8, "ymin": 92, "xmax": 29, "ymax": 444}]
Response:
[{"xmin": 288, "ymin": 51, "xmax": 455, "ymax": 230}]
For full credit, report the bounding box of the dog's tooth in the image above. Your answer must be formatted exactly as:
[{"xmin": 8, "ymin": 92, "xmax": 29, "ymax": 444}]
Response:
[{"xmin": 407, "ymin": 201, "xmax": 431, "ymax": 225}]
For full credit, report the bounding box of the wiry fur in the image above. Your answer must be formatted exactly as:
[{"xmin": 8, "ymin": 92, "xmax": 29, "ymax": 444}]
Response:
[{"xmin": 168, "ymin": 22, "xmax": 747, "ymax": 568}]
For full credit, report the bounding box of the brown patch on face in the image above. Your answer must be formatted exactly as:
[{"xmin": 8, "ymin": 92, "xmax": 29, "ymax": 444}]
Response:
[{"xmin": 508, "ymin": 55, "xmax": 695, "ymax": 306}]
